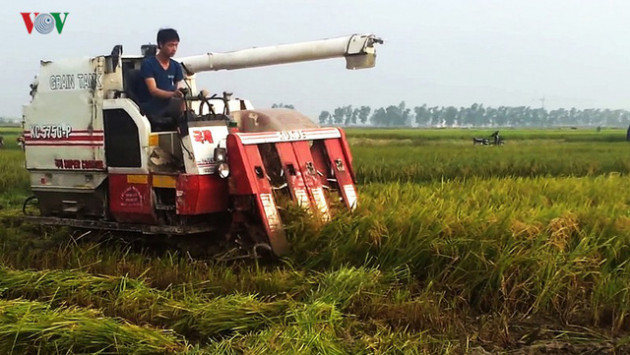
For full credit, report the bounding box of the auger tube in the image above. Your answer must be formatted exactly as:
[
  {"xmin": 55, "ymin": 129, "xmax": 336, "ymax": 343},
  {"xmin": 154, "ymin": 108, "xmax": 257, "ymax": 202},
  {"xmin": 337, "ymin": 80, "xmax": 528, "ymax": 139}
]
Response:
[{"xmin": 178, "ymin": 34, "xmax": 383, "ymax": 74}]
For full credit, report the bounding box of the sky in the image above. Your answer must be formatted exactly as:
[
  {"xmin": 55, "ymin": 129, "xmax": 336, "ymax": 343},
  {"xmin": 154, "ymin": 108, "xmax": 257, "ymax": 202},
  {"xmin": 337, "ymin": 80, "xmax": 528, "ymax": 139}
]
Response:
[{"xmin": 2, "ymin": 1, "xmax": 630, "ymax": 119}]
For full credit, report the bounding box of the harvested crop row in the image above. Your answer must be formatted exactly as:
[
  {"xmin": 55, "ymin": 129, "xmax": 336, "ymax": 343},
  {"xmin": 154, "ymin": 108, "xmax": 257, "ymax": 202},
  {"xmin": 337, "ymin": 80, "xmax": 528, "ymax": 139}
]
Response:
[
  {"xmin": 0, "ymin": 265, "xmax": 405, "ymax": 337},
  {"xmin": 0, "ymin": 266, "xmax": 463, "ymax": 353},
  {"xmin": 0, "ymin": 267, "xmax": 290, "ymax": 342},
  {"xmin": 0, "ymin": 299, "xmax": 185, "ymax": 354},
  {"xmin": 0, "ymin": 222, "xmax": 313, "ymax": 295}
]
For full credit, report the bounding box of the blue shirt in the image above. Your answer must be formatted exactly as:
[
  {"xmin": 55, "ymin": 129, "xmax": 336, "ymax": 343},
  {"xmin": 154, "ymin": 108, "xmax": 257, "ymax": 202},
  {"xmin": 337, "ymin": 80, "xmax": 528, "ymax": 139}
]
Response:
[{"xmin": 139, "ymin": 56, "xmax": 184, "ymax": 116}]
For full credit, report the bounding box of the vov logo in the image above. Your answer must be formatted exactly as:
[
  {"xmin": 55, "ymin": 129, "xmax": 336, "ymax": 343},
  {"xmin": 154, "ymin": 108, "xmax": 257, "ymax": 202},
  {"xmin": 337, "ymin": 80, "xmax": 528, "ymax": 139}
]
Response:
[{"xmin": 21, "ymin": 12, "xmax": 69, "ymax": 34}]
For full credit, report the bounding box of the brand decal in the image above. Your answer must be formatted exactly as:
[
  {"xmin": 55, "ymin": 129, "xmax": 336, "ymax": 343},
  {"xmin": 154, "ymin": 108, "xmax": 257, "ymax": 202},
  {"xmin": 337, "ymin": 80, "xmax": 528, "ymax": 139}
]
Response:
[{"xmin": 21, "ymin": 12, "xmax": 69, "ymax": 35}]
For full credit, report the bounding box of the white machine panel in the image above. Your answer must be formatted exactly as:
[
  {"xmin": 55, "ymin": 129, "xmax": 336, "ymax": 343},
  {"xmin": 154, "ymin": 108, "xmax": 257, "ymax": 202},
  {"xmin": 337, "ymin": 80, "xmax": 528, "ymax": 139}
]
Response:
[
  {"xmin": 23, "ymin": 57, "xmax": 105, "ymax": 172},
  {"xmin": 183, "ymin": 124, "xmax": 229, "ymax": 175}
]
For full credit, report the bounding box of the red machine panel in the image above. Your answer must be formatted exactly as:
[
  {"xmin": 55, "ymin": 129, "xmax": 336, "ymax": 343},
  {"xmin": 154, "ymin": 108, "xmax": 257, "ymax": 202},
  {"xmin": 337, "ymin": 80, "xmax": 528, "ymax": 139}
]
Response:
[
  {"xmin": 176, "ymin": 175, "xmax": 229, "ymax": 215},
  {"xmin": 310, "ymin": 141, "xmax": 331, "ymax": 187},
  {"xmin": 227, "ymin": 134, "xmax": 289, "ymax": 255},
  {"xmin": 108, "ymin": 174, "xmax": 156, "ymax": 224},
  {"xmin": 274, "ymin": 142, "xmax": 312, "ymax": 209},
  {"xmin": 324, "ymin": 137, "xmax": 358, "ymax": 210},
  {"xmin": 285, "ymin": 141, "xmax": 331, "ymax": 221},
  {"xmin": 226, "ymin": 127, "xmax": 358, "ymax": 255}
]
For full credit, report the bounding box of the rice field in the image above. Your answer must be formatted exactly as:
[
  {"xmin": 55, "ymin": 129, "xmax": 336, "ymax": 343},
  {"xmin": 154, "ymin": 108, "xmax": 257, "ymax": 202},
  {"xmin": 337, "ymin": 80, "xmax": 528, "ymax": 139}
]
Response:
[{"xmin": 1, "ymin": 127, "xmax": 630, "ymax": 353}]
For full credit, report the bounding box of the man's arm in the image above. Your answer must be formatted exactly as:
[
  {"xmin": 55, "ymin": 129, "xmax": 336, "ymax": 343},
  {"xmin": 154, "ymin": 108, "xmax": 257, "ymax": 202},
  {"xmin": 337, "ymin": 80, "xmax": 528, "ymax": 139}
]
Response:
[
  {"xmin": 145, "ymin": 78, "xmax": 183, "ymax": 99},
  {"xmin": 174, "ymin": 63, "xmax": 185, "ymax": 90}
]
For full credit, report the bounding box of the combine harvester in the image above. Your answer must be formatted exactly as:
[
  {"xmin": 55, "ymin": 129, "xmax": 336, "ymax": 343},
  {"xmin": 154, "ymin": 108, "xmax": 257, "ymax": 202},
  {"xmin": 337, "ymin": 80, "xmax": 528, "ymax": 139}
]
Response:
[{"xmin": 22, "ymin": 34, "xmax": 383, "ymax": 257}]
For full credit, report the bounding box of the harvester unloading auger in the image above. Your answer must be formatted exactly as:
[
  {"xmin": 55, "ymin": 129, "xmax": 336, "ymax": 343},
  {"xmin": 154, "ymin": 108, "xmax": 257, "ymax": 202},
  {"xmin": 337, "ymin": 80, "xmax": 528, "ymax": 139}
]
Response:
[{"xmin": 22, "ymin": 34, "xmax": 382, "ymax": 257}]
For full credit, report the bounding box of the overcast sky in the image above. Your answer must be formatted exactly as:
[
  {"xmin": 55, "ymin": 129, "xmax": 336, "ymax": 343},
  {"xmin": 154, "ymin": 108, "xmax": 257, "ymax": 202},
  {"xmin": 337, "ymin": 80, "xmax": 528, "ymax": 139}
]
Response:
[{"xmin": 2, "ymin": 1, "xmax": 630, "ymax": 119}]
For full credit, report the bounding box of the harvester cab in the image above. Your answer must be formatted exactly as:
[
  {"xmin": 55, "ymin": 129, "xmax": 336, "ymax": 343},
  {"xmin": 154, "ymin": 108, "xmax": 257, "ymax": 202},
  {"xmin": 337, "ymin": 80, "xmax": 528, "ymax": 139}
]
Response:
[{"xmin": 22, "ymin": 34, "xmax": 382, "ymax": 257}]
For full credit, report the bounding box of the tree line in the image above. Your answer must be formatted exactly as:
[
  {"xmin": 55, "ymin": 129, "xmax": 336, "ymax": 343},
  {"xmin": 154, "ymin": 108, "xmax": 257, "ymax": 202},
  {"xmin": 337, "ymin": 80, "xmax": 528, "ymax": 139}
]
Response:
[
  {"xmin": 0, "ymin": 117, "xmax": 19, "ymax": 126},
  {"xmin": 315, "ymin": 102, "xmax": 630, "ymax": 127}
]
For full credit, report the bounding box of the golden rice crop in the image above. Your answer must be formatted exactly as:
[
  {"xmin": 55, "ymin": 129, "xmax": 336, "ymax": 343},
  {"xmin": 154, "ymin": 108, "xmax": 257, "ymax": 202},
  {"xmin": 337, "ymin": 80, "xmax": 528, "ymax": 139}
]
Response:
[{"xmin": 0, "ymin": 128, "xmax": 629, "ymax": 352}]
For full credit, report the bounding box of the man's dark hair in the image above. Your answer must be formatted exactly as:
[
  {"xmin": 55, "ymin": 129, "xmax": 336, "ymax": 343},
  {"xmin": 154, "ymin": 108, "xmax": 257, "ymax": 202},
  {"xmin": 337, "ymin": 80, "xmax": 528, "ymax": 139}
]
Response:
[{"xmin": 157, "ymin": 28, "xmax": 179, "ymax": 48}]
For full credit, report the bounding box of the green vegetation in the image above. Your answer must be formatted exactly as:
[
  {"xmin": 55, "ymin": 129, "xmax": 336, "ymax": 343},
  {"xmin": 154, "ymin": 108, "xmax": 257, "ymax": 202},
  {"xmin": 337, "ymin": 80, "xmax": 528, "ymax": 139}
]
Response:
[
  {"xmin": 0, "ymin": 126, "xmax": 23, "ymax": 150},
  {"xmin": 346, "ymin": 127, "xmax": 626, "ymax": 141},
  {"xmin": 349, "ymin": 129, "xmax": 630, "ymax": 183},
  {"xmin": 1, "ymin": 128, "xmax": 630, "ymax": 353}
]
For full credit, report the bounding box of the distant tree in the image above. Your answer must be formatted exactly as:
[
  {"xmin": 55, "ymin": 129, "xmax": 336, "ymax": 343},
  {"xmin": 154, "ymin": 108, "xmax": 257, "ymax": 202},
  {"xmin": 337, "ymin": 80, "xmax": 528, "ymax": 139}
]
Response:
[
  {"xmin": 495, "ymin": 106, "xmax": 508, "ymax": 126},
  {"xmin": 319, "ymin": 111, "xmax": 331, "ymax": 125},
  {"xmin": 443, "ymin": 106, "xmax": 458, "ymax": 127},
  {"xmin": 351, "ymin": 108, "xmax": 360, "ymax": 125},
  {"xmin": 414, "ymin": 105, "xmax": 430, "ymax": 126},
  {"xmin": 475, "ymin": 104, "xmax": 486, "ymax": 126},
  {"xmin": 342, "ymin": 105, "xmax": 354, "ymax": 125},
  {"xmin": 382, "ymin": 101, "xmax": 410, "ymax": 126},
  {"xmin": 358, "ymin": 106, "xmax": 371, "ymax": 125},
  {"xmin": 333, "ymin": 107, "xmax": 346, "ymax": 125},
  {"xmin": 429, "ymin": 106, "xmax": 441, "ymax": 126},
  {"xmin": 370, "ymin": 107, "xmax": 387, "ymax": 126},
  {"xmin": 318, "ymin": 103, "xmax": 630, "ymax": 127},
  {"xmin": 530, "ymin": 108, "xmax": 547, "ymax": 127},
  {"xmin": 548, "ymin": 108, "xmax": 562, "ymax": 127},
  {"xmin": 569, "ymin": 107, "xmax": 578, "ymax": 126}
]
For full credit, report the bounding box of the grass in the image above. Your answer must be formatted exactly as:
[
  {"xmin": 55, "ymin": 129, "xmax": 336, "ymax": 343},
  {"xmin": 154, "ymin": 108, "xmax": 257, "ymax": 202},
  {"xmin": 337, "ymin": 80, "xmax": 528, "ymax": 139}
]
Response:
[{"xmin": 0, "ymin": 128, "xmax": 630, "ymax": 352}]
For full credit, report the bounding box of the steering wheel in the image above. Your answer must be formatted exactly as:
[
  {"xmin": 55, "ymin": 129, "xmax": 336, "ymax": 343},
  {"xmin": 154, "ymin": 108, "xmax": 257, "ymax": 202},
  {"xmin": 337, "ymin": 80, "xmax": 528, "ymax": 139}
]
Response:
[{"xmin": 199, "ymin": 93, "xmax": 217, "ymax": 116}]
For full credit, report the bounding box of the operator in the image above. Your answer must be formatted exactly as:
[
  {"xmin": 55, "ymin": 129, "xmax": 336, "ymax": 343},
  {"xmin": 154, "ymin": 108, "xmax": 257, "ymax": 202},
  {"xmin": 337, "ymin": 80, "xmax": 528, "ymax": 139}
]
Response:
[{"xmin": 138, "ymin": 28, "xmax": 185, "ymax": 131}]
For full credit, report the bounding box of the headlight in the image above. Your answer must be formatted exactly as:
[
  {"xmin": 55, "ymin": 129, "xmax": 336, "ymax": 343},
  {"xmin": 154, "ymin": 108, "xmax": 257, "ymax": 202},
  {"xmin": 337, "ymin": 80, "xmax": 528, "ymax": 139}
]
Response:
[
  {"xmin": 214, "ymin": 147, "xmax": 227, "ymax": 163},
  {"xmin": 217, "ymin": 162, "xmax": 230, "ymax": 179}
]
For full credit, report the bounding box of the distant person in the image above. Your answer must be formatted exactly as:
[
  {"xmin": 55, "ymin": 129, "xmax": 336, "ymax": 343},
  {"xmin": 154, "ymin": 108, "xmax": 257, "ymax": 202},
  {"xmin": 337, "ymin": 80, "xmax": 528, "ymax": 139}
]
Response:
[
  {"xmin": 0, "ymin": 135, "xmax": 4, "ymax": 149},
  {"xmin": 138, "ymin": 28, "xmax": 185, "ymax": 131},
  {"xmin": 491, "ymin": 130, "xmax": 500, "ymax": 145},
  {"xmin": 626, "ymin": 125, "xmax": 630, "ymax": 141},
  {"xmin": 17, "ymin": 134, "xmax": 25, "ymax": 151}
]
